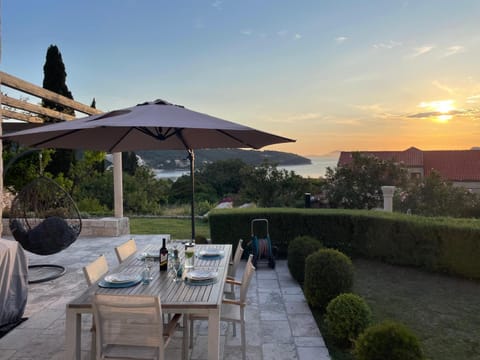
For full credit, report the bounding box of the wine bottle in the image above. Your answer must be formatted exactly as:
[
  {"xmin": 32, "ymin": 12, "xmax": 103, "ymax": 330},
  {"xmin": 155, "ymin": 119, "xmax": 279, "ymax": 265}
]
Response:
[{"xmin": 159, "ymin": 238, "xmax": 168, "ymax": 271}]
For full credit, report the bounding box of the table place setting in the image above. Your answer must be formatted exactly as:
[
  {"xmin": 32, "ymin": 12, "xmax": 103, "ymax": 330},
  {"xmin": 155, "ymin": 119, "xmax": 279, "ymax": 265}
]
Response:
[
  {"xmin": 184, "ymin": 269, "xmax": 218, "ymax": 286},
  {"xmin": 196, "ymin": 248, "xmax": 225, "ymax": 260},
  {"xmin": 98, "ymin": 273, "xmax": 143, "ymax": 288}
]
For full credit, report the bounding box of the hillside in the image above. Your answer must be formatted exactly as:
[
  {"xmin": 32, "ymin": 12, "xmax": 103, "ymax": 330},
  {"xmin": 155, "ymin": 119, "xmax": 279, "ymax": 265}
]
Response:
[{"xmin": 136, "ymin": 149, "xmax": 311, "ymax": 170}]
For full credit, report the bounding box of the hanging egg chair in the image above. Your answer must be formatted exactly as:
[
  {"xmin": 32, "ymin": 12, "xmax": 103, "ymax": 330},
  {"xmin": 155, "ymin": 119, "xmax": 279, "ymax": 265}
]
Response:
[{"xmin": 9, "ymin": 176, "xmax": 82, "ymax": 283}]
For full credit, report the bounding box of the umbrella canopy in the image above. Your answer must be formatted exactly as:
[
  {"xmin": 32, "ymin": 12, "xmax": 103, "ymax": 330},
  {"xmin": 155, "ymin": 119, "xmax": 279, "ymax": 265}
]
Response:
[
  {"xmin": 2, "ymin": 99, "xmax": 295, "ymax": 239},
  {"xmin": 2, "ymin": 99, "xmax": 293, "ymax": 152}
]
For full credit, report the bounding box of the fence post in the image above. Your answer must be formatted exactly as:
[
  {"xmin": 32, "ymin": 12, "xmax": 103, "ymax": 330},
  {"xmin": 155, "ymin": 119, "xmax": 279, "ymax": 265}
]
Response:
[{"xmin": 381, "ymin": 186, "xmax": 395, "ymax": 212}]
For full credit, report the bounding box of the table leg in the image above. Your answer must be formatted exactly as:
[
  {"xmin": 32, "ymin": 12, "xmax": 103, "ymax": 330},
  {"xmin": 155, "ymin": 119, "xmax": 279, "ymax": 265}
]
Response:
[
  {"xmin": 65, "ymin": 309, "xmax": 81, "ymax": 360},
  {"xmin": 207, "ymin": 308, "xmax": 221, "ymax": 360},
  {"xmin": 182, "ymin": 314, "xmax": 189, "ymax": 360}
]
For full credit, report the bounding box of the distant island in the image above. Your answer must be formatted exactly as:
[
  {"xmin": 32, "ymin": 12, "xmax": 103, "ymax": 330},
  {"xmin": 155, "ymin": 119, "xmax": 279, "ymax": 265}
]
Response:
[{"xmin": 136, "ymin": 149, "xmax": 311, "ymax": 170}]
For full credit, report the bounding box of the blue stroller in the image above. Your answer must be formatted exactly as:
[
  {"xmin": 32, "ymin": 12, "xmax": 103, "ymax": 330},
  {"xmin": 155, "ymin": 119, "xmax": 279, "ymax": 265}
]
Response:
[{"xmin": 251, "ymin": 219, "xmax": 275, "ymax": 269}]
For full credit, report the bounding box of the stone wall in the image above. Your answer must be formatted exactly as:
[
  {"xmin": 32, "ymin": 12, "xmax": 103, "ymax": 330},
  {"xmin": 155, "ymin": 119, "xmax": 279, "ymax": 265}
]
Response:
[{"xmin": 2, "ymin": 217, "xmax": 130, "ymax": 237}]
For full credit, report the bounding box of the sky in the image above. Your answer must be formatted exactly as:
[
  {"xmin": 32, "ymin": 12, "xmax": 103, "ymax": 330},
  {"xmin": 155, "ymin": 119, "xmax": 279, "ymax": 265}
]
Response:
[{"xmin": 2, "ymin": 0, "xmax": 480, "ymax": 157}]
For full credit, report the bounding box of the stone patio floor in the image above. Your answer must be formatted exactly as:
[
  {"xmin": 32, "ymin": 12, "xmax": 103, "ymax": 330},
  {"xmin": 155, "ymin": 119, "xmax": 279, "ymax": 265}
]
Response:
[{"xmin": 0, "ymin": 235, "xmax": 331, "ymax": 360}]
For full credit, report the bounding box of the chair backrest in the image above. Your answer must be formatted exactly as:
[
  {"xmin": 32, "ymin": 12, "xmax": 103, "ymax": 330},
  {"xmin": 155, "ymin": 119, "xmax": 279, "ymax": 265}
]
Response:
[
  {"xmin": 92, "ymin": 294, "xmax": 165, "ymax": 356},
  {"xmin": 239, "ymin": 254, "xmax": 256, "ymax": 304},
  {"xmin": 228, "ymin": 239, "xmax": 244, "ymax": 278},
  {"xmin": 83, "ymin": 254, "xmax": 108, "ymax": 286},
  {"xmin": 115, "ymin": 238, "xmax": 137, "ymax": 263}
]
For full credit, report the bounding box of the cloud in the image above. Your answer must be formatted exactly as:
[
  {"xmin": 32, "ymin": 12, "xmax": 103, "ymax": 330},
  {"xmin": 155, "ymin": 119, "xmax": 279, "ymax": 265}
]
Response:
[
  {"xmin": 467, "ymin": 95, "xmax": 480, "ymax": 104},
  {"xmin": 294, "ymin": 33, "xmax": 302, "ymax": 40},
  {"xmin": 277, "ymin": 30, "xmax": 288, "ymax": 36},
  {"xmin": 335, "ymin": 36, "xmax": 348, "ymax": 44},
  {"xmin": 372, "ymin": 40, "xmax": 402, "ymax": 49},
  {"xmin": 442, "ymin": 45, "xmax": 465, "ymax": 57},
  {"xmin": 408, "ymin": 109, "xmax": 465, "ymax": 119},
  {"xmin": 211, "ymin": 0, "xmax": 222, "ymax": 9},
  {"xmin": 240, "ymin": 29, "xmax": 253, "ymax": 36},
  {"xmin": 285, "ymin": 113, "xmax": 323, "ymax": 122},
  {"xmin": 408, "ymin": 45, "xmax": 434, "ymax": 58},
  {"xmin": 333, "ymin": 118, "xmax": 362, "ymax": 126},
  {"xmin": 354, "ymin": 103, "xmax": 400, "ymax": 119},
  {"xmin": 432, "ymin": 80, "xmax": 455, "ymax": 95}
]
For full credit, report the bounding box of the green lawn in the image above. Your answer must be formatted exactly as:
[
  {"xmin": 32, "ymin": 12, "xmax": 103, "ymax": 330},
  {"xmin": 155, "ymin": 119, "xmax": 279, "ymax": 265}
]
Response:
[
  {"xmin": 129, "ymin": 217, "xmax": 210, "ymax": 240},
  {"xmin": 320, "ymin": 258, "xmax": 480, "ymax": 360}
]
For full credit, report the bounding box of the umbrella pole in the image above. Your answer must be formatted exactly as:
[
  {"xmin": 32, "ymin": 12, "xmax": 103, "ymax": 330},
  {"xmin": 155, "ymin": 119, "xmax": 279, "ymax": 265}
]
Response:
[{"xmin": 188, "ymin": 149, "xmax": 195, "ymax": 241}]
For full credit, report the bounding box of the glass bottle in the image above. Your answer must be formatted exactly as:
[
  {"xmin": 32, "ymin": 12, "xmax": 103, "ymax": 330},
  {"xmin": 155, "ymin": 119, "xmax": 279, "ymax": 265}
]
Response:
[{"xmin": 159, "ymin": 237, "xmax": 169, "ymax": 271}]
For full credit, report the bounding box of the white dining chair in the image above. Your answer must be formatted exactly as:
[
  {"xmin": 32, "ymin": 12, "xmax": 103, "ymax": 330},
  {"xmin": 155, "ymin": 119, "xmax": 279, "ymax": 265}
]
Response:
[
  {"xmin": 115, "ymin": 238, "xmax": 137, "ymax": 263},
  {"xmin": 225, "ymin": 239, "xmax": 244, "ymax": 294},
  {"xmin": 92, "ymin": 294, "xmax": 182, "ymax": 360},
  {"xmin": 190, "ymin": 254, "xmax": 256, "ymax": 360},
  {"xmin": 82, "ymin": 255, "xmax": 109, "ymax": 359}
]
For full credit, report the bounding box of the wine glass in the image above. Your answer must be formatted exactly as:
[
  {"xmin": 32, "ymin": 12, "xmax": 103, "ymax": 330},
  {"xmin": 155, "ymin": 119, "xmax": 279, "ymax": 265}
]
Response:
[{"xmin": 172, "ymin": 259, "xmax": 182, "ymax": 283}]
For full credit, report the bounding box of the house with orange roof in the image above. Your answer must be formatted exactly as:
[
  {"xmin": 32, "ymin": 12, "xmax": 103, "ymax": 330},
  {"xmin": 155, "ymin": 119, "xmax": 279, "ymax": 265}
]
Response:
[{"xmin": 338, "ymin": 147, "xmax": 480, "ymax": 193}]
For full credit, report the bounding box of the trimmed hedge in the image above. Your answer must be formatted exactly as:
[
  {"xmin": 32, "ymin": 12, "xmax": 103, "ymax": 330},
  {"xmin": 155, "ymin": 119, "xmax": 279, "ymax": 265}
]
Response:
[
  {"xmin": 354, "ymin": 320, "xmax": 424, "ymax": 360},
  {"xmin": 208, "ymin": 208, "xmax": 480, "ymax": 279},
  {"xmin": 304, "ymin": 249, "xmax": 354, "ymax": 310},
  {"xmin": 325, "ymin": 293, "xmax": 372, "ymax": 348},
  {"xmin": 287, "ymin": 235, "xmax": 323, "ymax": 283}
]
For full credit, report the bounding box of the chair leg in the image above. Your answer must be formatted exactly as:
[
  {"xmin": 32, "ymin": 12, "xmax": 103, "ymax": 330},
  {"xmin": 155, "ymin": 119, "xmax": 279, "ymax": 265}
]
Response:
[
  {"xmin": 183, "ymin": 315, "xmax": 189, "ymax": 360},
  {"xmin": 90, "ymin": 327, "xmax": 96, "ymax": 360},
  {"xmin": 189, "ymin": 318, "xmax": 194, "ymax": 349},
  {"xmin": 240, "ymin": 321, "xmax": 246, "ymax": 360}
]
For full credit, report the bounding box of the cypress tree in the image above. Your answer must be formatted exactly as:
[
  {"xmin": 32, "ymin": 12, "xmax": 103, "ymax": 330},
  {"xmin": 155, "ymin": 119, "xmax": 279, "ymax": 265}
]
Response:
[
  {"xmin": 42, "ymin": 44, "xmax": 75, "ymax": 177},
  {"xmin": 42, "ymin": 45, "xmax": 75, "ymax": 117}
]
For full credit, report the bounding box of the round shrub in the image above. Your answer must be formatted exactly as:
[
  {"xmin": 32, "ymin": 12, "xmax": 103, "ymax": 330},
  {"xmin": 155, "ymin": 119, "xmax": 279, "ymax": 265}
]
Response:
[
  {"xmin": 304, "ymin": 248, "xmax": 353, "ymax": 310},
  {"xmin": 287, "ymin": 235, "xmax": 323, "ymax": 283},
  {"xmin": 354, "ymin": 320, "xmax": 424, "ymax": 360},
  {"xmin": 325, "ymin": 293, "xmax": 372, "ymax": 347}
]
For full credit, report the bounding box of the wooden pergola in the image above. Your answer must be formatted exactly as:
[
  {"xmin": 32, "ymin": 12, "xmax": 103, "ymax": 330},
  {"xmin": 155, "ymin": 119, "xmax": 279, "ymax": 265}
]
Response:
[{"xmin": 0, "ymin": 71, "xmax": 125, "ymax": 233}]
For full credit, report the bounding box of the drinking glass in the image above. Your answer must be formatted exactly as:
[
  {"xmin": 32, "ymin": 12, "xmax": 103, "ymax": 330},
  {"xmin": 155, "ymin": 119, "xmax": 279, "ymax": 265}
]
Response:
[
  {"xmin": 141, "ymin": 252, "xmax": 154, "ymax": 281},
  {"xmin": 172, "ymin": 260, "xmax": 182, "ymax": 283},
  {"xmin": 184, "ymin": 245, "xmax": 195, "ymax": 269}
]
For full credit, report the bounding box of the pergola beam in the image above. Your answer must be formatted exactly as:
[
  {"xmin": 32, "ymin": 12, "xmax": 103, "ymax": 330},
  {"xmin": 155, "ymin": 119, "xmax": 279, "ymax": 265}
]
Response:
[
  {"xmin": 2, "ymin": 94, "xmax": 75, "ymax": 121},
  {"xmin": 0, "ymin": 71, "xmax": 102, "ymax": 117}
]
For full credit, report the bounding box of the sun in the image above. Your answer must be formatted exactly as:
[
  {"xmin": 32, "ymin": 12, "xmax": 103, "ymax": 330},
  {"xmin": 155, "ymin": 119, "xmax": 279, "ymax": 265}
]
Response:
[{"xmin": 419, "ymin": 99, "xmax": 455, "ymax": 123}]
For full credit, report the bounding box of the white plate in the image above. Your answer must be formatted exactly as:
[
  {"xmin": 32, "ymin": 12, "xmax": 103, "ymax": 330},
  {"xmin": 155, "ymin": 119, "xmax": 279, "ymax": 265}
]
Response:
[
  {"xmin": 104, "ymin": 273, "xmax": 138, "ymax": 284},
  {"xmin": 186, "ymin": 270, "xmax": 217, "ymax": 281},
  {"xmin": 199, "ymin": 249, "xmax": 223, "ymax": 257}
]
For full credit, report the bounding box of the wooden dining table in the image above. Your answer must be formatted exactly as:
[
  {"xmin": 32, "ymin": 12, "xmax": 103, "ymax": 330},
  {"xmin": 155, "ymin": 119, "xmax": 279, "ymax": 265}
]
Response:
[{"xmin": 65, "ymin": 243, "xmax": 232, "ymax": 360}]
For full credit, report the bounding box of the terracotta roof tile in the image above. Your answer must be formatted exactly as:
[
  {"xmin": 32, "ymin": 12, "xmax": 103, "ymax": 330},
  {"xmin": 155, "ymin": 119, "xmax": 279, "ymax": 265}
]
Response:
[
  {"xmin": 338, "ymin": 147, "xmax": 480, "ymax": 182},
  {"xmin": 424, "ymin": 150, "xmax": 480, "ymax": 181}
]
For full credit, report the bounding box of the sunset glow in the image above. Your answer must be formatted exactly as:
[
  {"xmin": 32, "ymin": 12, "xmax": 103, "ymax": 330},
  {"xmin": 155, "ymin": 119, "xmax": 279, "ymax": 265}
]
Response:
[{"xmin": 419, "ymin": 100, "xmax": 455, "ymax": 123}]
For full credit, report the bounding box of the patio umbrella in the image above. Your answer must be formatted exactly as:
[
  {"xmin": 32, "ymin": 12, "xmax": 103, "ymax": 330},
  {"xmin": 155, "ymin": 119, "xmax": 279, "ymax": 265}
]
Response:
[{"xmin": 2, "ymin": 99, "xmax": 295, "ymax": 239}]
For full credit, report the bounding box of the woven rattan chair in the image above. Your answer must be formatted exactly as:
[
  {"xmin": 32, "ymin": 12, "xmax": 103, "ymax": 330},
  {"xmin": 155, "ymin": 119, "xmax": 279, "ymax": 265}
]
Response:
[{"xmin": 9, "ymin": 176, "xmax": 82, "ymax": 283}]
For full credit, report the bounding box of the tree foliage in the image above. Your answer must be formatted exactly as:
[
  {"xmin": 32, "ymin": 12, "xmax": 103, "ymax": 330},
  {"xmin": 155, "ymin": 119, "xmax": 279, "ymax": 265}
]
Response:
[
  {"xmin": 42, "ymin": 45, "xmax": 74, "ymax": 116},
  {"xmin": 239, "ymin": 162, "xmax": 307, "ymax": 207},
  {"xmin": 325, "ymin": 153, "xmax": 409, "ymax": 209},
  {"xmin": 394, "ymin": 170, "xmax": 480, "ymax": 217},
  {"xmin": 41, "ymin": 44, "xmax": 76, "ymax": 178},
  {"xmin": 196, "ymin": 159, "xmax": 250, "ymax": 199}
]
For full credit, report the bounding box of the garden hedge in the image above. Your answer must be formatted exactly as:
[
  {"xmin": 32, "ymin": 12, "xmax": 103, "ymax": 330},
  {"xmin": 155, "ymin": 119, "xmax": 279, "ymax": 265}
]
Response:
[{"xmin": 208, "ymin": 208, "xmax": 480, "ymax": 279}]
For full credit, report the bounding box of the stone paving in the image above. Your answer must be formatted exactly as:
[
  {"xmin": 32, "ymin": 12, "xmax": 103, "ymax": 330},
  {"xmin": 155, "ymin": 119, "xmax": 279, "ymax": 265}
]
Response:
[{"xmin": 0, "ymin": 235, "xmax": 331, "ymax": 360}]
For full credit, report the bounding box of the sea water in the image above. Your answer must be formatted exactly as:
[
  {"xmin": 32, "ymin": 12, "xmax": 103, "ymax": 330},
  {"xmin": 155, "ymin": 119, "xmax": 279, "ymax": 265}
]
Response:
[{"xmin": 153, "ymin": 155, "xmax": 339, "ymax": 180}]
